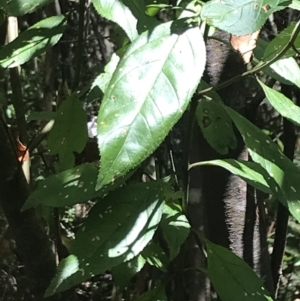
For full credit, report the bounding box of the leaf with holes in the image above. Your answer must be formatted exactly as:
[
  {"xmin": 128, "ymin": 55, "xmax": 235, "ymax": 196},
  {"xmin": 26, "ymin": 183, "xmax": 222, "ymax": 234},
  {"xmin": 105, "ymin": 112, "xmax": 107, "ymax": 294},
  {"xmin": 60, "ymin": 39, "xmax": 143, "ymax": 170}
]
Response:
[
  {"xmin": 258, "ymin": 80, "xmax": 300, "ymax": 126},
  {"xmin": 45, "ymin": 181, "xmax": 165, "ymax": 296},
  {"xmin": 190, "ymin": 159, "xmax": 271, "ymax": 194},
  {"xmin": 48, "ymin": 94, "xmax": 88, "ymax": 171},
  {"xmin": 21, "ymin": 163, "xmax": 132, "ymax": 211},
  {"xmin": 207, "ymin": 240, "xmax": 273, "ymax": 301},
  {"xmin": 97, "ymin": 21, "xmax": 206, "ymax": 188},
  {"xmin": 225, "ymin": 106, "xmax": 300, "ymax": 222},
  {"xmin": 201, "ymin": 0, "xmax": 286, "ymax": 36},
  {"xmin": 0, "ymin": 15, "xmax": 66, "ymax": 68},
  {"xmin": 196, "ymin": 98, "xmax": 237, "ymax": 155}
]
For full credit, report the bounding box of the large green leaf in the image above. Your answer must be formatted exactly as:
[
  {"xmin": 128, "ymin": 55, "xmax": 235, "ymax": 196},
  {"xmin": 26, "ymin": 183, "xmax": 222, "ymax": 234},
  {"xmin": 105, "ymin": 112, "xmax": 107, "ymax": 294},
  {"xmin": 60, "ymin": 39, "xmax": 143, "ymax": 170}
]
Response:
[
  {"xmin": 196, "ymin": 98, "xmax": 237, "ymax": 155},
  {"xmin": 201, "ymin": 0, "xmax": 286, "ymax": 36},
  {"xmin": 207, "ymin": 240, "xmax": 273, "ymax": 301},
  {"xmin": 254, "ymin": 39, "xmax": 300, "ymax": 87},
  {"xmin": 2, "ymin": 0, "xmax": 53, "ymax": 16},
  {"xmin": 97, "ymin": 21, "xmax": 206, "ymax": 188},
  {"xmin": 0, "ymin": 15, "xmax": 66, "ymax": 68},
  {"xmin": 48, "ymin": 94, "xmax": 88, "ymax": 170},
  {"xmin": 258, "ymin": 80, "xmax": 300, "ymax": 126},
  {"xmin": 189, "ymin": 159, "xmax": 271, "ymax": 194},
  {"xmin": 21, "ymin": 163, "xmax": 132, "ymax": 210},
  {"xmin": 160, "ymin": 202, "xmax": 190, "ymax": 260},
  {"xmin": 92, "ymin": 0, "xmax": 138, "ymax": 41},
  {"xmin": 225, "ymin": 106, "xmax": 300, "ymax": 222},
  {"xmin": 263, "ymin": 22, "xmax": 300, "ymax": 61},
  {"xmin": 45, "ymin": 181, "xmax": 165, "ymax": 296}
]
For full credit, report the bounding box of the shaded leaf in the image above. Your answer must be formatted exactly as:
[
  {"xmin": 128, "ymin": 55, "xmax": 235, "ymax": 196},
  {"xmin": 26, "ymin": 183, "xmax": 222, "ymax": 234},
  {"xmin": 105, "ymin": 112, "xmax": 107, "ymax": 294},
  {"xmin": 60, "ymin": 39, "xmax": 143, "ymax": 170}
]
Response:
[
  {"xmin": 3, "ymin": 0, "xmax": 53, "ymax": 16},
  {"xmin": 111, "ymin": 255, "xmax": 146, "ymax": 291},
  {"xmin": 122, "ymin": 0, "xmax": 159, "ymax": 32},
  {"xmin": 27, "ymin": 111, "xmax": 57, "ymax": 121},
  {"xmin": 263, "ymin": 22, "xmax": 300, "ymax": 61},
  {"xmin": 201, "ymin": 0, "xmax": 286, "ymax": 36},
  {"xmin": 141, "ymin": 241, "xmax": 169, "ymax": 271},
  {"xmin": 48, "ymin": 94, "xmax": 88, "ymax": 170},
  {"xmin": 258, "ymin": 79, "xmax": 300, "ymax": 126},
  {"xmin": 160, "ymin": 202, "xmax": 190, "ymax": 260},
  {"xmin": 196, "ymin": 98, "xmax": 237, "ymax": 155},
  {"xmin": 225, "ymin": 106, "xmax": 300, "ymax": 222},
  {"xmin": 207, "ymin": 240, "xmax": 273, "ymax": 301},
  {"xmin": 189, "ymin": 159, "xmax": 271, "ymax": 194},
  {"xmin": 134, "ymin": 286, "xmax": 167, "ymax": 301},
  {"xmin": 97, "ymin": 21, "xmax": 206, "ymax": 188},
  {"xmin": 45, "ymin": 181, "xmax": 165, "ymax": 296},
  {"xmin": 0, "ymin": 15, "xmax": 66, "ymax": 68},
  {"xmin": 22, "ymin": 163, "xmax": 131, "ymax": 210}
]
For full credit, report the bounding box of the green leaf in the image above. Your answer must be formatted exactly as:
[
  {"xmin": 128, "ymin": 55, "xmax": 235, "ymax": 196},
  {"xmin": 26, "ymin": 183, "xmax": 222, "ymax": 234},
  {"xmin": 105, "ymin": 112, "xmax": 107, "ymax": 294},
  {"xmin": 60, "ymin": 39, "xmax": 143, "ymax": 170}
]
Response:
[
  {"xmin": 134, "ymin": 286, "xmax": 167, "ymax": 301},
  {"xmin": 145, "ymin": 4, "xmax": 170, "ymax": 16},
  {"xmin": 122, "ymin": 0, "xmax": 159, "ymax": 32},
  {"xmin": 141, "ymin": 241, "xmax": 169, "ymax": 271},
  {"xmin": 200, "ymin": 0, "xmax": 286, "ymax": 36},
  {"xmin": 92, "ymin": 0, "xmax": 138, "ymax": 41},
  {"xmin": 48, "ymin": 94, "xmax": 88, "ymax": 171},
  {"xmin": 4, "ymin": 0, "xmax": 53, "ymax": 16},
  {"xmin": 258, "ymin": 80, "xmax": 300, "ymax": 126},
  {"xmin": 254, "ymin": 39, "xmax": 300, "ymax": 87},
  {"xmin": 87, "ymin": 53, "xmax": 120, "ymax": 104},
  {"xmin": 0, "ymin": 15, "xmax": 66, "ymax": 68},
  {"xmin": 196, "ymin": 98, "xmax": 237, "ymax": 155},
  {"xmin": 111, "ymin": 255, "xmax": 146, "ymax": 291},
  {"xmin": 22, "ymin": 163, "xmax": 132, "ymax": 210},
  {"xmin": 189, "ymin": 159, "xmax": 271, "ymax": 194},
  {"xmin": 97, "ymin": 21, "xmax": 206, "ymax": 188},
  {"xmin": 44, "ymin": 255, "xmax": 80, "ymax": 298},
  {"xmin": 225, "ymin": 106, "xmax": 300, "ymax": 222},
  {"xmin": 45, "ymin": 181, "xmax": 165, "ymax": 296},
  {"xmin": 27, "ymin": 111, "xmax": 57, "ymax": 121},
  {"xmin": 160, "ymin": 202, "xmax": 190, "ymax": 260},
  {"xmin": 290, "ymin": 0, "xmax": 300, "ymax": 10},
  {"xmin": 263, "ymin": 22, "xmax": 300, "ymax": 61},
  {"xmin": 206, "ymin": 240, "xmax": 273, "ymax": 301}
]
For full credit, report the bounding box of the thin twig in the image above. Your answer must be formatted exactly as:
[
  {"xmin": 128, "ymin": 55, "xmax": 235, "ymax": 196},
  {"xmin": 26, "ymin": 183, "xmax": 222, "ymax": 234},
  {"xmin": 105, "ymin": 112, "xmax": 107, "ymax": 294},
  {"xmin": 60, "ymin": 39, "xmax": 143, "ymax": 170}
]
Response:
[{"xmin": 73, "ymin": 0, "xmax": 86, "ymax": 91}]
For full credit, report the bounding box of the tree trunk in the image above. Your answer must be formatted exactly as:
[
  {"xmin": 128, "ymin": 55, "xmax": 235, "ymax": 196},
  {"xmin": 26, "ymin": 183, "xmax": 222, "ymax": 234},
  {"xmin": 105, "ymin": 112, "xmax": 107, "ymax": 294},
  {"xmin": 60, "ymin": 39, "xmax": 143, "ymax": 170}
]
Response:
[{"xmin": 185, "ymin": 30, "xmax": 274, "ymax": 300}]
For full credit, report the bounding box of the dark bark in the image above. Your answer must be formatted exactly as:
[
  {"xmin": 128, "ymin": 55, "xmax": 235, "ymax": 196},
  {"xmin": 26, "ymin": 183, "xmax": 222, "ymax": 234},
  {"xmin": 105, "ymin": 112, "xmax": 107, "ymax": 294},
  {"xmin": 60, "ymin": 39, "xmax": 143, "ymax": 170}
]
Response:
[
  {"xmin": 0, "ymin": 116, "xmax": 57, "ymax": 300},
  {"xmin": 185, "ymin": 30, "xmax": 274, "ymax": 300}
]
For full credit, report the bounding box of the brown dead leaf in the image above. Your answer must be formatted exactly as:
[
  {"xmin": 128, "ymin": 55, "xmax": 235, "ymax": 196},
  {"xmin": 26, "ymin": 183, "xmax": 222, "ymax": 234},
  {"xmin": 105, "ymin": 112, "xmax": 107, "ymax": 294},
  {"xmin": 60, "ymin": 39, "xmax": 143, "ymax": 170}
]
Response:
[{"xmin": 230, "ymin": 30, "xmax": 260, "ymax": 64}]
